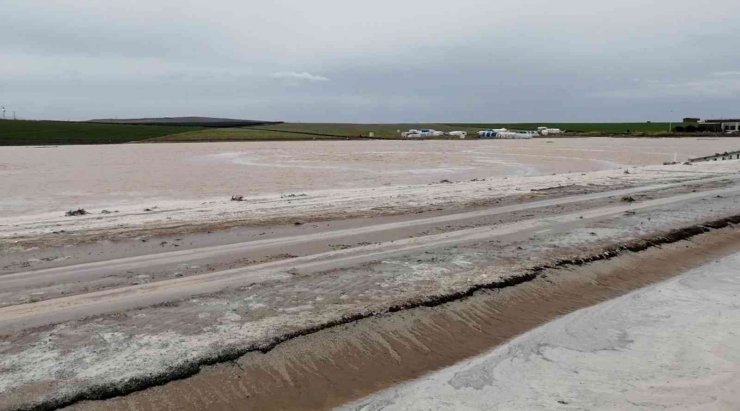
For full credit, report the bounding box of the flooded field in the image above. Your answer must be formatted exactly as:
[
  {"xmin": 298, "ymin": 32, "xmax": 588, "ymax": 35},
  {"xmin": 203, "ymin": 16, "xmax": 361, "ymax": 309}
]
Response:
[
  {"xmin": 1, "ymin": 137, "xmax": 738, "ymax": 217},
  {"xmin": 2, "ymin": 136, "xmax": 740, "ymax": 410}
]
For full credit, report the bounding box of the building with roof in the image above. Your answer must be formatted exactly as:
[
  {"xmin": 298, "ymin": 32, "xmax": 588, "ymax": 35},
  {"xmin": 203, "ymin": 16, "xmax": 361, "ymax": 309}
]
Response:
[{"xmin": 700, "ymin": 119, "xmax": 740, "ymax": 133}]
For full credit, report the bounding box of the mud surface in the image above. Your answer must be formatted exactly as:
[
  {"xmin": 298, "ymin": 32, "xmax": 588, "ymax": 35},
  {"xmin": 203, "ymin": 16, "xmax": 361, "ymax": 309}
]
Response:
[
  {"xmin": 2, "ymin": 161, "xmax": 738, "ymax": 252},
  {"xmin": 70, "ymin": 226, "xmax": 740, "ymax": 411},
  {"xmin": 347, "ymin": 241, "xmax": 740, "ymax": 411},
  {"xmin": 1, "ymin": 159, "xmax": 739, "ymax": 411}
]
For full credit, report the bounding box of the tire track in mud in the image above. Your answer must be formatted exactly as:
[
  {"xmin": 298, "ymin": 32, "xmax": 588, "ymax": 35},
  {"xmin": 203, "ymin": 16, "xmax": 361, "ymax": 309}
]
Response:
[
  {"xmin": 2, "ymin": 185, "xmax": 739, "ymax": 332},
  {"xmin": 1, "ymin": 176, "xmax": 722, "ymax": 289},
  {"xmin": 15, "ymin": 214, "xmax": 740, "ymax": 411}
]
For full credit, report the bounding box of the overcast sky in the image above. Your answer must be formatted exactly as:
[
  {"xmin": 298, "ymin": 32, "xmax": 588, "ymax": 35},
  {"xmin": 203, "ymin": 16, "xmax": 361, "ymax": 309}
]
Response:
[{"xmin": 2, "ymin": 0, "xmax": 739, "ymax": 122}]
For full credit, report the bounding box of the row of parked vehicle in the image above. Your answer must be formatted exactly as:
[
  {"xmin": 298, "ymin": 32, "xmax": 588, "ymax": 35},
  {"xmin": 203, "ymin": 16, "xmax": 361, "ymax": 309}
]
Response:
[{"xmin": 400, "ymin": 127, "xmax": 563, "ymax": 139}]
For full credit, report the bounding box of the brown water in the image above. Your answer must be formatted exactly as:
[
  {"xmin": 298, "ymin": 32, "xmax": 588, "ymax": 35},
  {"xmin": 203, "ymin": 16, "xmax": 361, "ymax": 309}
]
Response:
[{"xmin": 1, "ymin": 138, "xmax": 738, "ymax": 216}]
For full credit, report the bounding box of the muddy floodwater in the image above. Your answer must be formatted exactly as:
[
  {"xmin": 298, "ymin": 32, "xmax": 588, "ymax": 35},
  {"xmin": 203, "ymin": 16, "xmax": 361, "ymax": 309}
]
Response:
[
  {"xmin": 1, "ymin": 137, "xmax": 738, "ymax": 216},
  {"xmin": 1, "ymin": 136, "xmax": 740, "ymax": 410}
]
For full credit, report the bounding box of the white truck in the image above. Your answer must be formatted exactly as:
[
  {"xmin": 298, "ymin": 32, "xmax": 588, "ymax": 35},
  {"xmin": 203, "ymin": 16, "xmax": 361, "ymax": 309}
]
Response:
[
  {"xmin": 447, "ymin": 131, "xmax": 468, "ymax": 139},
  {"xmin": 537, "ymin": 127, "xmax": 563, "ymax": 136},
  {"xmin": 479, "ymin": 129, "xmax": 534, "ymax": 139},
  {"xmin": 401, "ymin": 129, "xmax": 445, "ymax": 138}
]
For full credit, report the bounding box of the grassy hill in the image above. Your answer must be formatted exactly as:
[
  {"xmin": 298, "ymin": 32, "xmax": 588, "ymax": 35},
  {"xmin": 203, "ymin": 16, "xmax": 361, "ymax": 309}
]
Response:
[
  {"xmin": 89, "ymin": 117, "xmax": 280, "ymax": 128},
  {"xmin": 145, "ymin": 128, "xmax": 348, "ymax": 142},
  {"xmin": 0, "ymin": 120, "xmax": 203, "ymax": 146}
]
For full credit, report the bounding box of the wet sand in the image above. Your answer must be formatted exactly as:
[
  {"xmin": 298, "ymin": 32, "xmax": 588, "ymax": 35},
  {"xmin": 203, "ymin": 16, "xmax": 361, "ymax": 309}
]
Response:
[{"xmin": 69, "ymin": 226, "xmax": 740, "ymax": 411}]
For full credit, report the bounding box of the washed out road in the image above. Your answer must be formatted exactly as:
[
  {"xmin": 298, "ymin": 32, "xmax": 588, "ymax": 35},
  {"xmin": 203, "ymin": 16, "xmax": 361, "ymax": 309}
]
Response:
[{"xmin": 1, "ymin": 179, "xmax": 738, "ymax": 332}]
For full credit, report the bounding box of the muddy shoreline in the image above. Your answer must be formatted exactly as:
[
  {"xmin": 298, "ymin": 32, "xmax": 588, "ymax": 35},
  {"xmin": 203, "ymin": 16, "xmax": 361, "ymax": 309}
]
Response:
[
  {"xmin": 32, "ymin": 218, "xmax": 740, "ymax": 411},
  {"xmin": 2, "ymin": 159, "xmax": 740, "ymax": 411},
  {"xmin": 3, "ymin": 161, "xmax": 738, "ymax": 253},
  {"xmin": 3, "ymin": 138, "xmax": 738, "ymax": 219}
]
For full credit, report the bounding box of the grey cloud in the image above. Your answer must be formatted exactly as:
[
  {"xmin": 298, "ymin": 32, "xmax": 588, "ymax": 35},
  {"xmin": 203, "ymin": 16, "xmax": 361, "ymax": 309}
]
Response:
[
  {"xmin": 271, "ymin": 72, "xmax": 329, "ymax": 82},
  {"xmin": 596, "ymin": 74, "xmax": 740, "ymax": 99},
  {"xmin": 2, "ymin": 0, "xmax": 740, "ymax": 121},
  {"xmin": 713, "ymin": 71, "xmax": 740, "ymax": 78}
]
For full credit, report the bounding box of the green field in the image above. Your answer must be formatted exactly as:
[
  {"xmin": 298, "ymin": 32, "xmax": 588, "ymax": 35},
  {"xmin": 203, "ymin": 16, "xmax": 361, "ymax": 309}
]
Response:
[
  {"xmin": 260, "ymin": 123, "xmax": 485, "ymax": 137},
  {"xmin": 0, "ymin": 120, "xmax": 203, "ymax": 145},
  {"xmin": 0, "ymin": 120, "xmax": 687, "ymax": 146},
  {"xmin": 146, "ymin": 127, "xmax": 356, "ymax": 142},
  {"xmin": 149, "ymin": 123, "xmax": 487, "ymax": 141},
  {"xmin": 451, "ymin": 122, "xmax": 678, "ymax": 134},
  {"xmin": 274, "ymin": 122, "xmax": 680, "ymax": 135},
  {"xmin": 155, "ymin": 122, "xmax": 681, "ymax": 142}
]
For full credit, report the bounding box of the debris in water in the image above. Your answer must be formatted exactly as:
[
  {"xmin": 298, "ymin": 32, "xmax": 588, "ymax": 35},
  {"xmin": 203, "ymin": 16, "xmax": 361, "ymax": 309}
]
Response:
[
  {"xmin": 65, "ymin": 209, "xmax": 88, "ymax": 217},
  {"xmin": 621, "ymin": 196, "xmax": 636, "ymax": 203},
  {"xmin": 231, "ymin": 195, "xmax": 245, "ymax": 202}
]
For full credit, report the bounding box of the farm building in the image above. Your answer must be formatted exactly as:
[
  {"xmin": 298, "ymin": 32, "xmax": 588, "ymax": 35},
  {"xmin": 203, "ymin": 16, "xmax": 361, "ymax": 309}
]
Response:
[
  {"xmin": 676, "ymin": 117, "xmax": 740, "ymax": 133},
  {"xmin": 699, "ymin": 119, "xmax": 740, "ymax": 133},
  {"xmin": 701, "ymin": 119, "xmax": 740, "ymax": 133}
]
